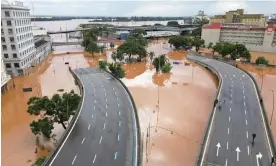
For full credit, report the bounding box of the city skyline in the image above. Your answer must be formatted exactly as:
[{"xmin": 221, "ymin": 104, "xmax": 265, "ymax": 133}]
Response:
[{"xmin": 15, "ymin": 0, "xmax": 276, "ymax": 17}]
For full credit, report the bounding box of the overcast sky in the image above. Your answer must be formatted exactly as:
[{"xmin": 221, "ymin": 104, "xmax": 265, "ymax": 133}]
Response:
[{"xmin": 18, "ymin": 0, "xmax": 276, "ymax": 17}]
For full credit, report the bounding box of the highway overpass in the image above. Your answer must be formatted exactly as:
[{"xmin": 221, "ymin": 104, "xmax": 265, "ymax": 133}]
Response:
[{"xmin": 187, "ymin": 55, "xmax": 275, "ymax": 166}]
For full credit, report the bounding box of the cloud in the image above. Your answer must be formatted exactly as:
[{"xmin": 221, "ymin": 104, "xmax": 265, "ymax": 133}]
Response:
[{"xmin": 18, "ymin": 0, "xmax": 276, "ymax": 16}]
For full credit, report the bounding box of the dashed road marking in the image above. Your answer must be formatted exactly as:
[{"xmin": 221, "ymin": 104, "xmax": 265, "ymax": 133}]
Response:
[
  {"xmin": 227, "ymin": 142, "xmax": 228, "ymax": 150},
  {"xmin": 246, "ymin": 131, "xmax": 248, "ymax": 138},
  {"xmin": 114, "ymin": 152, "xmax": 118, "ymax": 160},
  {"xmin": 119, "ymin": 121, "xmax": 121, "ymax": 126},
  {"xmin": 93, "ymin": 154, "xmax": 97, "ymax": 163},
  {"xmin": 229, "ymin": 117, "xmax": 231, "ymax": 122},
  {"xmin": 72, "ymin": 155, "xmax": 77, "ymax": 165},
  {"xmin": 230, "ymin": 108, "xmax": 231, "ymax": 112},
  {"xmin": 246, "ymin": 119, "xmax": 248, "ymax": 125},
  {"xmin": 88, "ymin": 124, "xmax": 91, "ymax": 130},
  {"xmin": 117, "ymin": 134, "xmax": 120, "ymax": 142},
  {"xmin": 103, "ymin": 123, "xmax": 106, "ymax": 129},
  {"xmin": 99, "ymin": 136, "xmax": 102, "ymax": 144},
  {"xmin": 247, "ymin": 146, "xmax": 250, "ymax": 155},
  {"xmin": 228, "ymin": 128, "xmax": 230, "ymax": 134},
  {"xmin": 81, "ymin": 137, "xmax": 85, "ymax": 144}
]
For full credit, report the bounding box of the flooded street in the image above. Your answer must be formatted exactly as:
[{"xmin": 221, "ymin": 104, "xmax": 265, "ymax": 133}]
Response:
[{"xmin": 1, "ymin": 40, "xmax": 218, "ymax": 166}]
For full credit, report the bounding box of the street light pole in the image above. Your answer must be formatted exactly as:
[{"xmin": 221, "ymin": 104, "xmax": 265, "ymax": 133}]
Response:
[
  {"xmin": 261, "ymin": 69, "xmax": 264, "ymax": 93},
  {"xmin": 270, "ymin": 89, "xmax": 275, "ymax": 125}
]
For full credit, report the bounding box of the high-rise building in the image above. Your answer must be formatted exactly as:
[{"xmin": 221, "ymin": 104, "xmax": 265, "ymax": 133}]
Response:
[
  {"xmin": 1, "ymin": 1, "xmax": 36, "ymax": 76},
  {"xmin": 1, "ymin": 55, "xmax": 11, "ymax": 93},
  {"xmin": 210, "ymin": 9, "xmax": 266, "ymax": 27}
]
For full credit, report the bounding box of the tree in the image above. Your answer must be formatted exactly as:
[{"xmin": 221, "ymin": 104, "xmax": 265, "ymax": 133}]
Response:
[
  {"xmin": 130, "ymin": 29, "xmax": 147, "ymax": 37},
  {"xmin": 256, "ymin": 56, "xmax": 269, "ymax": 65},
  {"xmin": 99, "ymin": 60, "xmax": 107, "ymax": 70},
  {"xmin": 110, "ymin": 42, "xmax": 115, "ymax": 48},
  {"xmin": 167, "ymin": 21, "xmax": 179, "ymax": 27},
  {"xmin": 191, "ymin": 27, "xmax": 202, "ymax": 38},
  {"xmin": 152, "ymin": 54, "xmax": 168, "ymax": 72},
  {"xmin": 32, "ymin": 156, "xmax": 47, "ymax": 166},
  {"xmin": 212, "ymin": 42, "xmax": 222, "ymax": 55},
  {"xmin": 162, "ymin": 63, "xmax": 172, "ymax": 73},
  {"xmin": 108, "ymin": 63, "xmax": 126, "ymax": 78},
  {"xmin": 154, "ymin": 23, "xmax": 163, "ymax": 26},
  {"xmin": 117, "ymin": 39, "xmax": 147, "ymax": 61},
  {"xmin": 111, "ymin": 52, "xmax": 117, "ymax": 62},
  {"xmin": 85, "ymin": 41, "xmax": 100, "ymax": 56},
  {"xmin": 192, "ymin": 38, "xmax": 205, "ymax": 52},
  {"xmin": 149, "ymin": 51, "xmax": 155, "ymax": 62},
  {"xmin": 168, "ymin": 36, "xmax": 192, "ymax": 49},
  {"xmin": 207, "ymin": 42, "xmax": 213, "ymax": 49},
  {"xmin": 27, "ymin": 91, "xmax": 81, "ymax": 137}
]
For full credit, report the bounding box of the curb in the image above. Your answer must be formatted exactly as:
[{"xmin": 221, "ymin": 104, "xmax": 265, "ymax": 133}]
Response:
[
  {"xmin": 187, "ymin": 55, "xmax": 222, "ymax": 166},
  {"xmin": 43, "ymin": 67, "xmax": 84, "ymax": 165}
]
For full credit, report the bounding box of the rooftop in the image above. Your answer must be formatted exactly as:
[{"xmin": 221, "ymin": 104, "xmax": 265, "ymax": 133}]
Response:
[{"xmin": 1, "ymin": 1, "xmax": 29, "ymax": 10}]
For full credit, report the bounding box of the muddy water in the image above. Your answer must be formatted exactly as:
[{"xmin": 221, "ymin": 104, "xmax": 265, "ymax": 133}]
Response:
[
  {"xmin": 121, "ymin": 41, "xmax": 218, "ymax": 165},
  {"xmin": 238, "ymin": 63, "xmax": 276, "ymax": 143},
  {"xmin": 1, "ymin": 53, "xmax": 89, "ymax": 166},
  {"xmin": 2, "ymin": 40, "xmax": 218, "ymax": 166}
]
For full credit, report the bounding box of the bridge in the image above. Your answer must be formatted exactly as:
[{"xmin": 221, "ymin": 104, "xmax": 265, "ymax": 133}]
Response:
[{"xmin": 47, "ymin": 25, "xmax": 198, "ymax": 34}]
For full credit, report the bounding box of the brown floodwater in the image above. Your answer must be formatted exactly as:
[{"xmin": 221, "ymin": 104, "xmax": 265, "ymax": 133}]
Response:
[
  {"xmin": 1, "ymin": 40, "xmax": 218, "ymax": 166},
  {"xmin": 238, "ymin": 63, "xmax": 276, "ymax": 143}
]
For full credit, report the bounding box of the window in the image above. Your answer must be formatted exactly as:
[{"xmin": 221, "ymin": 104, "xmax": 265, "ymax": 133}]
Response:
[
  {"xmin": 1, "ymin": 29, "xmax": 4, "ymax": 35},
  {"xmin": 7, "ymin": 20, "xmax": 12, "ymax": 26},
  {"xmin": 11, "ymin": 45, "xmax": 16, "ymax": 50},
  {"xmin": 1, "ymin": 37, "xmax": 5, "ymax": 42},
  {"xmin": 5, "ymin": 63, "xmax": 11, "ymax": 68},
  {"xmin": 4, "ymin": 54, "xmax": 9, "ymax": 58},
  {"xmin": 10, "ymin": 37, "xmax": 14, "ymax": 42},
  {"xmin": 2, "ymin": 45, "xmax": 7, "ymax": 50},
  {"xmin": 14, "ymin": 63, "xmax": 20, "ymax": 68},
  {"xmin": 8, "ymin": 29, "xmax": 13, "ymax": 35},
  {"xmin": 5, "ymin": 11, "xmax": 10, "ymax": 17},
  {"xmin": 13, "ymin": 53, "xmax": 17, "ymax": 58}
]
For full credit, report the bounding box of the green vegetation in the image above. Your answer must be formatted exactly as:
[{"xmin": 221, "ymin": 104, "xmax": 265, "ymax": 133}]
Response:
[
  {"xmin": 256, "ymin": 56, "xmax": 269, "ymax": 65},
  {"xmin": 207, "ymin": 42, "xmax": 213, "ymax": 49},
  {"xmin": 168, "ymin": 36, "xmax": 192, "ymax": 49},
  {"xmin": 212, "ymin": 42, "xmax": 251, "ymax": 61},
  {"xmin": 167, "ymin": 21, "xmax": 180, "ymax": 27},
  {"xmin": 148, "ymin": 51, "xmax": 155, "ymax": 62},
  {"xmin": 99, "ymin": 60, "xmax": 108, "ymax": 70},
  {"xmin": 117, "ymin": 29, "xmax": 148, "ymax": 62},
  {"xmin": 152, "ymin": 54, "xmax": 172, "ymax": 73},
  {"xmin": 108, "ymin": 63, "xmax": 126, "ymax": 78},
  {"xmin": 27, "ymin": 91, "xmax": 81, "ymax": 138},
  {"xmin": 192, "ymin": 38, "xmax": 205, "ymax": 52},
  {"xmin": 31, "ymin": 156, "xmax": 47, "ymax": 166},
  {"xmin": 85, "ymin": 41, "xmax": 100, "ymax": 56},
  {"xmin": 110, "ymin": 42, "xmax": 115, "ymax": 48},
  {"xmin": 191, "ymin": 18, "xmax": 209, "ymax": 38}
]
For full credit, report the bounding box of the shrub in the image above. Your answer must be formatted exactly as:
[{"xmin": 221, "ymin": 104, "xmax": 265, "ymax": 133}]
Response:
[
  {"xmin": 256, "ymin": 56, "xmax": 269, "ymax": 65},
  {"xmin": 162, "ymin": 63, "xmax": 172, "ymax": 73},
  {"xmin": 99, "ymin": 60, "xmax": 107, "ymax": 70}
]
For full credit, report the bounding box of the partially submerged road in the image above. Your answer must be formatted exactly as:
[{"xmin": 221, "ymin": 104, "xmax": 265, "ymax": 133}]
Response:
[
  {"xmin": 48, "ymin": 68, "xmax": 138, "ymax": 166},
  {"xmin": 188, "ymin": 55, "xmax": 274, "ymax": 166}
]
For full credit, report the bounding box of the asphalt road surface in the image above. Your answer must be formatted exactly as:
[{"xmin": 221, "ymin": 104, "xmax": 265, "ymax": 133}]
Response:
[
  {"xmin": 188, "ymin": 55, "xmax": 273, "ymax": 166},
  {"xmin": 49, "ymin": 67, "xmax": 137, "ymax": 166}
]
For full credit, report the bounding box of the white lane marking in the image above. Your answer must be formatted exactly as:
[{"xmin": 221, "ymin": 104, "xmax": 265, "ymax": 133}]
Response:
[
  {"xmin": 119, "ymin": 111, "xmax": 121, "ymax": 116},
  {"xmin": 244, "ymin": 96, "xmax": 245, "ymax": 99},
  {"xmin": 113, "ymin": 87, "xmax": 115, "ymax": 90},
  {"xmin": 93, "ymin": 154, "xmax": 97, "ymax": 163},
  {"xmin": 117, "ymin": 97, "xmax": 118, "ymax": 100},
  {"xmin": 106, "ymin": 104, "xmax": 107, "ymax": 109},
  {"xmin": 246, "ymin": 119, "xmax": 248, "ymax": 125},
  {"xmin": 227, "ymin": 142, "xmax": 229, "ymax": 150},
  {"xmin": 88, "ymin": 124, "xmax": 91, "ymax": 130},
  {"xmin": 244, "ymin": 101, "xmax": 246, "ymax": 106},
  {"xmin": 200, "ymin": 73, "xmax": 223, "ymax": 166},
  {"xmin": 245, "ymin": 110, "xmax": 247, "ymax": 115},
  {"xmin": 49, "ymin": 72, "xmax": 85, "ymax": 166},
  {"xmin": 106, "ymin": 112, "xmax": 108, "ymax": 117},
  {"xmin": 106, "ymin": 98, "xmax": 107, "ymax": 102},
  {"xmin": 229, "ymin": 117, "xmax": 231, "ymax": 122},
  {"xmin": 230, "ymin": 108, "xmax": 231, "ymax": 112},
  {"xmin": 92, "ymin": 114, "xmax": 94, "ymax": 119},
  {"xmin": 117, "ymin": 134, "xmax": 120, "ymax": 142},
  {"xmin": 99, "ymin": 136, "xmax": 102, "ymax": 144},
  {"xmin": 119, "ymin": 121, "xmax": 121, "ymax": 126},
  {"xmin": 228, "ymin": 128, "xmax": 230, "ymax": 134},
  {"xmin": 118, "ymin": 103, "xmax": 120, "ymax": 107},
  {"xmin": 230, "ymin": 100, "xmax": 232, "ymax": 104},
  {"xmin": 103, "ymin": 123, "xmax": 106, "ymax": 129},
  {"xmin": 114, "ymin": 152, "xmax": 118, "ymax": 160},
  {"xmin": 94, "ymin": 100, "xmax": 96, "ymax": 103},
  {"xmin": 72, "ymin": 155, "xmax": 77, "ymax": 165},
  {"xmin": 231, "ymin": 94, "xmax": 232, "ymax": 98},
  {"xmin": 94, "ymin": 105, "xmax": 95, "ymax": 110},
  {"xmin": 81, "ymin": 137, "xmax": 85, "ymax": 144},
  {"xmin": 246, "ymin": 131, "xmax": 249, "ymax": 138},
  {"xmin": 225, "ymin": 159, "xmax": 228, "ymax": 166},
  {"xmin": 105, "ymin": 93, "xmax": 107, "ymax": 96},
  {"xmin": 247, "ymin": 146, "xmax": 250, "ymax": 155}
]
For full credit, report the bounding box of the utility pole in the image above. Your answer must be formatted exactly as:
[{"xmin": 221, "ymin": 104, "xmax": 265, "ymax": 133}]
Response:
[
  {"xmin": 261, "ymin": 69, "xmax": 264, "ymax": 93},
  {"xmin": 270, "ymin": 89, "xmax": 275, "ymax": 125}
]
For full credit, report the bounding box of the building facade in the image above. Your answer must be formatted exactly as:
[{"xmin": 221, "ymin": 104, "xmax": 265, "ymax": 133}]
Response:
[
  {"xmin": 202, "ymin": 23, "xmax": 276, "ymax": 53},
  {"xmin": 210, "ymin": 9, "xmax": 266, "ymax": 27},
  {"xmin": 33, "ymin": 35, "xmax": 52, "ymax": 64},
  {"xmin": 1, "ymin": 56, "xmax": 11, "ymax": 93},
  {"xmin": 1, "ymin": 1, "xmax": 36, "ymax": 76}
]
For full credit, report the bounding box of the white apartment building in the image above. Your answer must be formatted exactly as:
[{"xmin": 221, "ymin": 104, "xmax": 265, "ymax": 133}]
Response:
[
  {"xmin": 1, "ymin": 55, "xmax": 11, "ymax": 93},
  {"xmin": 1, "ymin": 1, "xmax": 36, "ymax": 76},
  {"xmin": 202, "ymin": 23, "xmax": 276, "ymax": 53}
]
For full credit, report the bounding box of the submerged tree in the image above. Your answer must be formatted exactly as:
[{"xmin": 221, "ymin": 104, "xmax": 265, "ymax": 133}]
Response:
[{"xmin": 27, "ymin": 91, "xmax": 81, "ymax": 137}]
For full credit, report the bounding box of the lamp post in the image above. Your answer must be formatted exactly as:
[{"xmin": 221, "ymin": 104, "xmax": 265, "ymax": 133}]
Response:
[
  {"xmin": 269, "ymin": 89, "xmax": 275, "ymax": 125},
  {"xmin": 260, "ymin": 68, "xmax": 264, "ymax": 93}
]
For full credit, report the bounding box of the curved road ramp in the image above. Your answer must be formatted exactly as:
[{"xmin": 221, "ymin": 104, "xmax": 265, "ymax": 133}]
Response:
[
  {"xmin": 187, "ymin": 55, "xmax": 275, "ymax": 166},
  {"xmin": 46, "ymin": 67, "xmax": 139, "ymax": 166}
]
